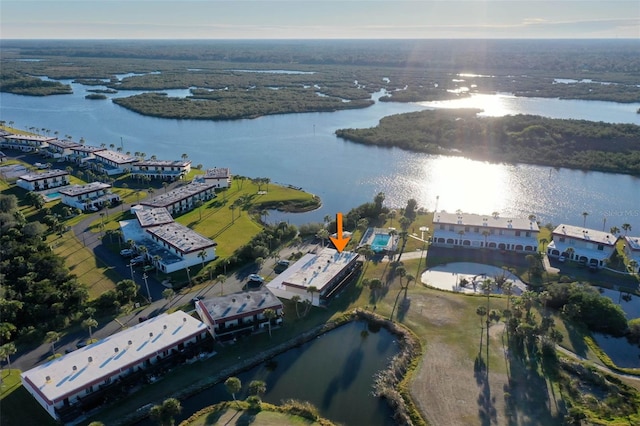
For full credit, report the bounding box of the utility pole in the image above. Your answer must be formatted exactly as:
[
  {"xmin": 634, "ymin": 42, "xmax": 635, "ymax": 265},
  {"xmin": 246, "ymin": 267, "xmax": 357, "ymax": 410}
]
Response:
[{"xmin": 143, "ymin": 273, "xmax": 151, "ymax": 303}]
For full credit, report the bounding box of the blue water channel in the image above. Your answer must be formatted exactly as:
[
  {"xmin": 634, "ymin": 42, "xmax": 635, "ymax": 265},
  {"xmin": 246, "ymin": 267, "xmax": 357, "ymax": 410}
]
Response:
[
  {"xmin": 134, "ymin": 320, "xmax": 399, "ymax": 426},
  {"xmin": 2, "ymin": 74, "xmax": 639, "ymax": 230}
]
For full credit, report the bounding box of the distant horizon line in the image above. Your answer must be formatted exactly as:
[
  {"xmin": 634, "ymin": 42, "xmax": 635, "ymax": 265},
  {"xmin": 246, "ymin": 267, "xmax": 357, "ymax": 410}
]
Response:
[{"xmin": 2, "ymin": 37, "xmax": 638, "ymax": 41}]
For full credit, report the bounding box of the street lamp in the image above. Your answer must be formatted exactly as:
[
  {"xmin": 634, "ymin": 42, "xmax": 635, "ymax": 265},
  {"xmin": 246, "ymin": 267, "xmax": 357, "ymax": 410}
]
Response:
[
  {"xmin": 127, "ymin": 263, "xmax": 134, "ymax": 281},
  {"xmin": 143, "ymin": 273, "xmax": 151, "ymax": 303}
]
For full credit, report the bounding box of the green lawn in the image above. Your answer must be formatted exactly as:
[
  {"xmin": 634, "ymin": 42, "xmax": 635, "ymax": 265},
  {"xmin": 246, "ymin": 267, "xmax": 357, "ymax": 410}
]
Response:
[{"xmin": 0, "ymin": 370, "xmax": 57, "ymax": 426}]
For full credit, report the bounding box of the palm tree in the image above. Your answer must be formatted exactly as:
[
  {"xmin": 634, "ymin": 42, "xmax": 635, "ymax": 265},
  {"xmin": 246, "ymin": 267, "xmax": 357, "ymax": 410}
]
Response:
[
  {"xmin": 0, "ymin": 343, "xmax": 17, "ymax": 371},
  {"xmin": 153, "ymin": 255, "xmax": 162, "ymax": 277},
  {"xmin": 622, "ymin": 223, "xmax": 632, "ymax": 236},
  {"xmin": 225, "ymin": 377, "xmax": 242, "ymax": 406},
  {"xmin": 263, "ymin": 308, "xmax": 276, "ymax": 337},
  {"xmin": 476, "ymin": 306, "xmax": 487, "ymax": 329},
  {"xmin": 316, "ymin": 228, "xmax": 329, "ymax": 248},
  {"xmin": 307, "ymin": 285, "xmax": 318, "ymax": 306},
  {"xmin": 150, "ymin": 398, "xmax": 182, "ymax": 426},
  {"xmin": 45, "ymin": 331, "xmax": 61, "ymax": 356},
  {"xmin": 368, "ymin": 278, "xmax": 382, "ymax": 302},
  {"xmin": 395, "ymin": 265, "xmax": 407, "ymax": 288},
  {"xmin": 216, "ymin": 274, "xmax": 226, "ymax": 296},
  {"xmin": 229, "ymin": 203, "xmax": 236, "ymax": 223},
  {"xmin": 582, "ymin": 211, "xmax": 589, "ymax": 227},
  {"xmin": 387, "ymin": 209, "xmax": 397, "ymax": 227},
  {"xmin": 248, "ymin": 380, "xmax": 266, "ymax": 398},
  {"xmin": 291, "ymin": 295, "xmax": 302, "ymax": 318},
  {"xmin": 482, "ymin": 230, "xmax": 490, "ymax": 248},
  {"xmin": 610, "ymin": 226, "xmax": 620, "ymax": 236},
  {"xmin": 162, "ymin": 288, "xmax": 175, "ymax": 302},
  {"xmin": 539, "ymin": 238, "xmax": 548, "ymax": 252},
  {"xmin": 198, "ymin": 249, "xmax": 208, "ymax": 270},
  {"xmin": 565, "ymin": 247, "xmax": 575, "ymax": 261},
  {"xmin": 82, "ymin": 318, "xmax": 98, "ymax": 341}
]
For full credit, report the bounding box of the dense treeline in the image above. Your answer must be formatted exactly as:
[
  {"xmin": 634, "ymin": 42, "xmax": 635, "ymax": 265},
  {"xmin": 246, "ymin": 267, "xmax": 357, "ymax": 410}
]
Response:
[
  {"xmin": 3, "ymin": 39, "xmax": 639, "ymax": 74},
  {"xmin": 113, "ymin": 89, "xmax": 374, "ymax": 120},
  {"xmin": 0, "ymin": 195, "xmax": 88, "ymax": 343},
  {"xmin": 0, "ymin": 71, "xmax": 72, "ymax": 96},
  {"xmin": 544, "ymin": 282, "xmax": 628, "ymax": 336},
  {"xmin": 2, "ymin": 40, "xmax": 639, "ymax": 104},
  {"xmin": 336, "ymin": 110, "xmax": 640, "ymax": 175}
]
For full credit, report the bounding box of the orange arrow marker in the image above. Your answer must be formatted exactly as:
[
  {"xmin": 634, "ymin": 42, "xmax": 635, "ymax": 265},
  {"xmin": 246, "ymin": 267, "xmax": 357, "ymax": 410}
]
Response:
[{"xmin": 329, "ymin": 212, "xmax": 351, "ymax": 253}]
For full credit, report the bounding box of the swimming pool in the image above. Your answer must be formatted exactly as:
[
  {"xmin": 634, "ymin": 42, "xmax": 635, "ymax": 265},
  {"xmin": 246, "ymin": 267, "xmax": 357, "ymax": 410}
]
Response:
[
  {"xmin": 371, "ymin": 233, "xmax": 391, "ymax": 251},
  {"xmin": 44, "ymin": 191, "xmax": 61, "ymax": 202}
]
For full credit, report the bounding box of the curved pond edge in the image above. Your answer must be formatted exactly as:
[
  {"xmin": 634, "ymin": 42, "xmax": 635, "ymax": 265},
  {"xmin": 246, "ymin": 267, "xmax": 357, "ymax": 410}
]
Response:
[{"xmin": 117, "ymin": 308, "xmax": 424, "ymax": 426}]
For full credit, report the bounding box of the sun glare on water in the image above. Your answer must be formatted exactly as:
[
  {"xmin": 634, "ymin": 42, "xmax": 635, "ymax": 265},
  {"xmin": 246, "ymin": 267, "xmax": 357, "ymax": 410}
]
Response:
[
  {"xmin": 418, "ymin": 156, "xmax": 512, "ymax": 214},
  {"xmin": 420, "ymin": 93, "xmax": 517, "ymax": 117}
]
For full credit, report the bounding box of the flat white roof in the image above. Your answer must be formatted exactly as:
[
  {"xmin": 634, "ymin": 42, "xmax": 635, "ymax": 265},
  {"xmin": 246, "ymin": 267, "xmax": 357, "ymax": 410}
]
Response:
[
  {"xmin": 94, "ymin": 150, "xmax": 138, "ymax": 164},
  {"xmin": 434, "ymin": 212, "xmax": 539, "ymax": 232},
  {"xmin": 197, "ymin": 289, "xmax": 282, "ymax": 324},
  {"xmin": 267, "ymin": 247, "xmax": 358, "ymax": 295},
  {"xmin": 141, "ymin": 181, "xmax": 217, "ymax": 208},
  {"xmin": 625, "ymin": 236, "xmax": 640, "ymax": 251},
  {"xmin": 552, "ymin": 224, "xmax": 616, "ymax": 246},
  {"xmin": 135, "ymin": 207, "xmax": 174, "ymax": 228},
  {"xmin": 135, "ymin": 160, "xmax": 191, "ymax": 168},
  {"xmin": 204, "ymin": 167, "xmax": 231, "ymax": 179},
  {"xmin": 5, "ymin": 134, "xmax": 55, "ymax": 142},
  {"xmin": 146, "ymin": 222, "xmax": 216, "ymax": 254},
  {"xmin": 18, "ymin": 169, "xmax": 69, "ymax": 181},
  {"xmin": 59, "ymin": 182, "xmax": 110, "ymax": 197},
  {"xmin": 21, "ymin": 311, "xmax": 206, "ymax": 404}
]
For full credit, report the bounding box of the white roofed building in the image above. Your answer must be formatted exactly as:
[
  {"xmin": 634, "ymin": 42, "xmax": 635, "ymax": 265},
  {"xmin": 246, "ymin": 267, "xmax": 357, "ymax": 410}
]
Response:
[
  {"xmin": 267, "ymin": 247, "xmax": 360, "ymax": 306},
  {"xmin": 92, "ymin": 150, "xmax": 138, "ymax": 175},
  {"xmin": 195, "ymin": 289, "xmax": 284, "ymax": 341},
  {"xmin": 16, "ymin": 169, "xmax": 70, "ymax": 191},
  {"xmin": 547, "ymin": 224, "xmax": 618, "ymax": 268},
  {"xmin": 140, "ymin": 181, "xmax": 216, "ymax": 215},
  {"xmin": 203, "ymin": 167, "xmax": 231, "ymax": 188},
  {"xmin": 431, "ymin": 212, "xmax": 539, "ymax": 253},
  {"xmin": 623, "ymin": 236, "xmax": 640, "ymax": 273},
  {"xmin": 131, "ymin": 159, "xmax": 191, "ymax": 181},
  {"xmin": 42, "ymin": 139, "xmax": 81, "ymax": 159},
  {"xmin": 20, "ymin": 311, "xmax": 208, "ymax": 423},
  {"xmin": 119, "ymin": 207, "xmax": 217, "ymax": 274},
  {"xmin": 0, "ymin": 134, "xmax": 56, "ymax": 152},
  {"xmin": 68, "ymin": 145, "xmax": 106, "ymax": 163},
  {"xmin": 59, "ymin": 182, "xmax": 120, "ymax": 212}
]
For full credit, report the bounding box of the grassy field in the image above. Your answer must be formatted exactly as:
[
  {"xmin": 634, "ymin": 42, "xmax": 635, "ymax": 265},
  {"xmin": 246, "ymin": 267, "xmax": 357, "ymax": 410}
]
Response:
[{"xmin": 0, "ymin": 370, "xmax": 57, "ymax": 426}]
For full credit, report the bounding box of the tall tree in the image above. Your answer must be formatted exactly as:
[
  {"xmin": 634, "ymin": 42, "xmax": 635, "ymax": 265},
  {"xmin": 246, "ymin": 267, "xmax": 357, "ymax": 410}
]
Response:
[
  {"xmin": 82, "ymin": 317, "xmax": 98, "ymax": 341},
  {"xmin": 150, "ymin": 398, "xmax": 182, "ymax": 426},
  {"xmin": 263, "ymin": 308, "xmax": 276, "ymax": 338},
  {"xmin": 0, "ymin": 343, "xmax": 17, "ymax": 371},
  {"xmin": 45, "ymin": 331, "xmax": 61, "ymax": 356},
  {"xmin": 225, "ymin": 377, "xmax": 242, "ymax": 406},
  {"xmin": 307, "ymin": 285, "xmax": 318, "ymax": 306},
  {"xmin": 198, "ymin": 249, "xmax": 208, "ymax": 270}
]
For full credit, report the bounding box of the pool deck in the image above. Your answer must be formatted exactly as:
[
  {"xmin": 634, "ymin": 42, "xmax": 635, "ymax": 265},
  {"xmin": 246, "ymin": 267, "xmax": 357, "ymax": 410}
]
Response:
[
  {"xmin": 358, "ymin": 227, "xmax": 399, "ymax": 252},
  {"xmin": 421, "ymin": 262, "xmax": 527, "ymax": 295}
]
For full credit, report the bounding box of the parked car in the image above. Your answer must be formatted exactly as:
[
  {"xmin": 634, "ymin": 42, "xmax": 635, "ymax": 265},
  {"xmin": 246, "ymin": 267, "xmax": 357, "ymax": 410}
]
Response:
[
  {"xmin": 192, "ymin": 295, "xmax": 205, "ymax": 303},
  {"xmin": 143, "ymin": 264, "xmax": 155, "ymax": 273},
  {"xmin": 558, "ymin": 255, "xmax": 566, "ymax": 263},
  {"xmin": 248, "ymin": 274, "xmax": 264, "ymax": 283},
  {"xmin": 120, "ymin": 248, "xmax": 135, "ymax": 257},
  {"xmin": 130, "ymin": 256, "xmax": 145, "ymax": 266}
]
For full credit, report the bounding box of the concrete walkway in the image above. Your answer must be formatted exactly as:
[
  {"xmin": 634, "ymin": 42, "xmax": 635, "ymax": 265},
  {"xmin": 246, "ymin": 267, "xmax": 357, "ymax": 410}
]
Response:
[{"xmin": 421, "ymin": 262, "xmax": 527, "ymax": 295}]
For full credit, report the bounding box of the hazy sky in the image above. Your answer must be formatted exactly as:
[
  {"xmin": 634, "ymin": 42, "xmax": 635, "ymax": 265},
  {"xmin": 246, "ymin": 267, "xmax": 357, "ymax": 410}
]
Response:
[{"xmin": 2, "ymin": 0, "xmax": 639, "ymax": 39}]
